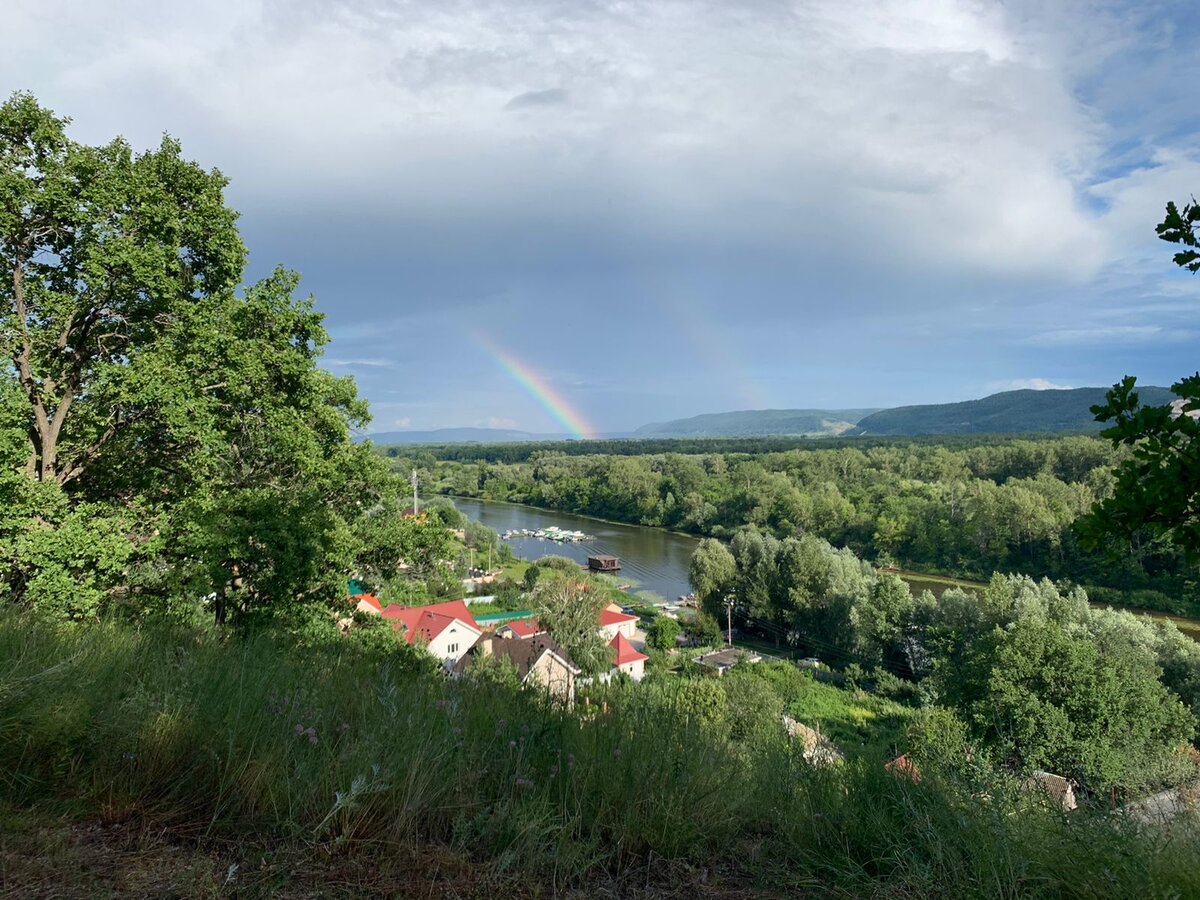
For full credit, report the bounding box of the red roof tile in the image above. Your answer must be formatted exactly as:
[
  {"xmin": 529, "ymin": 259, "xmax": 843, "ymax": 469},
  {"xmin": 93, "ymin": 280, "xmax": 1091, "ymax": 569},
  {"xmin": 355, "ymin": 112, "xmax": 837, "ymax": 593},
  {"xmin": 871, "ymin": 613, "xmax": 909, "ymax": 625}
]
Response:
[
  {"xmin": 598, "ymin": 608, "xmax": 638, "ymax": 627},
  {"xmin": 350, "ymin": 593, "xmax": 383, "ymax": 612},
  {"xmin": 504, "ymin": 619, "xmax": 542, "ymax": 638},
  {"xmin": 610, "ymin": 632, "xmax": 648, "ymax": 666},
  {"xmin": 380, "ymin": 600, "xmax": 480, "ymax": 644}
]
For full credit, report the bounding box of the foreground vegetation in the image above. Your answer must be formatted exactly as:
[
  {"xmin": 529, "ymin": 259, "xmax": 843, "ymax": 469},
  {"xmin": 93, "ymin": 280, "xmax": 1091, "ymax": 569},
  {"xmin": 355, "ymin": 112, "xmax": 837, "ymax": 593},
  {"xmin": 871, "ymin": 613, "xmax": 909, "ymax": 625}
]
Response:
[{"xmin": 3, "ymin": 610, "xmax": 1199, "ymax": 898}]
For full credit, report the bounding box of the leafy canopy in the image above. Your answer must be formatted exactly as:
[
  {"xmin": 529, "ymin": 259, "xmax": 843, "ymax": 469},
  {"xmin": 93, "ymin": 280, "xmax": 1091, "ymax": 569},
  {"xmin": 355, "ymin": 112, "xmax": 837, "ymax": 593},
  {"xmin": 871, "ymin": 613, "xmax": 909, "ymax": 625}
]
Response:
[
  {"xmin": 1, "ymin": 92, "xmax": 383, "ymax": 625},
  {"xmin": 1082, "ymin": 197, "xmax": 1200, "ymax": 562}
]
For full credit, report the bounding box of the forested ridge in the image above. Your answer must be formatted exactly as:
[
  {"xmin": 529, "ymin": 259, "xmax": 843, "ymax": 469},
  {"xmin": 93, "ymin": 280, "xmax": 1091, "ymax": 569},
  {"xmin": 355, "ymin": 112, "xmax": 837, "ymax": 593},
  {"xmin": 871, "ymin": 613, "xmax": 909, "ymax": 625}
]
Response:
[{"xmin": 389, "ymin": 435, "xmax": 1195, "ymax": 613}]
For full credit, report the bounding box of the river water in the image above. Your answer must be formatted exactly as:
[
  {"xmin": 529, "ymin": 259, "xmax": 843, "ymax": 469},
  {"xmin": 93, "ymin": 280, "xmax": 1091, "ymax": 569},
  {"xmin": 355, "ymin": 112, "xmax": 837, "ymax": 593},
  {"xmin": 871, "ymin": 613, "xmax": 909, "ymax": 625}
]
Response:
[{"xmin": 451, "ymin": 497, "xmax": 699, "ymax": 602}]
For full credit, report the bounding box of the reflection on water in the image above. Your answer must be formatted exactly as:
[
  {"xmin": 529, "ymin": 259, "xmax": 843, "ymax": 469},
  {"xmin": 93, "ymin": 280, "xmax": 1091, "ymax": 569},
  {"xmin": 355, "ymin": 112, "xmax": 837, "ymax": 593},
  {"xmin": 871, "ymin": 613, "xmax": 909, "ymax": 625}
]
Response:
[{"xmin": 451, "ymin": 497, "xmax": 699, "ymax": 602}]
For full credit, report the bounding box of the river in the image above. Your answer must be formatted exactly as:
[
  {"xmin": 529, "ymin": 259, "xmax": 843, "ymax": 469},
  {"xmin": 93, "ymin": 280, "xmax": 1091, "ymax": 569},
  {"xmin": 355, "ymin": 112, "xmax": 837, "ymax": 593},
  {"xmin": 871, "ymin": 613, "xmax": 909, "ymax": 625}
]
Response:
[
  {"xmin": 451, "ymin": 497, "xmax": 1200, "ymax": 640},
  {"xmin": 450, "ymin": 497, "xmax": 700, "ymax": 602}
]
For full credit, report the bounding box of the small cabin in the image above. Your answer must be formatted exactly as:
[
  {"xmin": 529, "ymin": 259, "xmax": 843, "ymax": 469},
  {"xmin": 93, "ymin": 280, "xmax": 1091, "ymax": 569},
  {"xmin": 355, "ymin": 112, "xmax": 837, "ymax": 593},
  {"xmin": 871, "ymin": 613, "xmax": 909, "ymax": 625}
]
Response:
[{"xmin": 587, "ymin": 554, "xmax": 620, "ymax": 573}]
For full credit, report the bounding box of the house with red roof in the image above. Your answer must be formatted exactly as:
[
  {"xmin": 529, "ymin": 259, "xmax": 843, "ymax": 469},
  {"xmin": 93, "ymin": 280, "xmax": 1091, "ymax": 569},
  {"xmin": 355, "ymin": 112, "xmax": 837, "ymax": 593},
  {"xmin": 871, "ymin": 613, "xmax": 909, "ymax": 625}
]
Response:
[
  {"xmin": 453, "ymin": 631, "xmax": 581, "ymax": 704},
  {"xmin": 350, "ymin": 593, "xmax": 384, "ymax": 615},
  {"xmin": 610, "ymin": 632, "xmax": 648, "ymax": 681},
  {"xmin": 597, "ymin": 603, "xmax": 639, "ymax": 641},
  {"xmin": 498, "ymin": 618, "xmax": 544, "ymax": 639},
  {"xmin": 376, "ymin": 600, "xmax": 482, "ymax": 668}
]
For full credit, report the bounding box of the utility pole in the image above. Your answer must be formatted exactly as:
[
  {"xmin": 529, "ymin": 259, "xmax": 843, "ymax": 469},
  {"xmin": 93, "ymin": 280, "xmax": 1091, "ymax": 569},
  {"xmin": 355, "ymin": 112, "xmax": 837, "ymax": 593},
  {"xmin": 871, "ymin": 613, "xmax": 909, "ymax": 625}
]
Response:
[
  {"xmin": 724, "ymin": 595, "xmax": 735, "ymax": 646},
  {"xmin": 410, "ymin": 468, "xmax": 419, "ymax": 516}
]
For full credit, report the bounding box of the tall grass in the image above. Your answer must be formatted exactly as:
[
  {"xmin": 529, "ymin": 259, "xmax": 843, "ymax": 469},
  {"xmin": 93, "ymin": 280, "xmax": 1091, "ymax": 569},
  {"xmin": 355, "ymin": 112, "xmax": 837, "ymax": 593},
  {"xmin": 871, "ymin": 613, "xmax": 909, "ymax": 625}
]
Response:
[{"xmin": 1, "ymin": 609, "xmax": 1196, "ymax": 896}]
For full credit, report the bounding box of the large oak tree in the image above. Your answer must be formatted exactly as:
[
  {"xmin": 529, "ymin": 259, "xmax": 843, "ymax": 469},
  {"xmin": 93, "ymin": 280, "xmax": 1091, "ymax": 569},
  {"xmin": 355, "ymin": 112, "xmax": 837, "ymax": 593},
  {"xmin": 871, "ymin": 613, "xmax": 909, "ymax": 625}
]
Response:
[{"xmin": 1, "ymin": 92, "xmax": 379, "ymax": 624}]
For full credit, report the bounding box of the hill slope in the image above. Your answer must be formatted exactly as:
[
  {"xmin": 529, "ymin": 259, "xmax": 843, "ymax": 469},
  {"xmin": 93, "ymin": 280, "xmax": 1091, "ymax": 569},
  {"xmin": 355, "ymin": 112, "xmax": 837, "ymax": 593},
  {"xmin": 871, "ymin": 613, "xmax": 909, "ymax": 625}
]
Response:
[
  {"xmin": 635, "ymin": 408, "xmax": 881, "ymax": 438},
  {"xmin": 849, "ymin": 387, "xmax": 1176, "ymax": 436}
]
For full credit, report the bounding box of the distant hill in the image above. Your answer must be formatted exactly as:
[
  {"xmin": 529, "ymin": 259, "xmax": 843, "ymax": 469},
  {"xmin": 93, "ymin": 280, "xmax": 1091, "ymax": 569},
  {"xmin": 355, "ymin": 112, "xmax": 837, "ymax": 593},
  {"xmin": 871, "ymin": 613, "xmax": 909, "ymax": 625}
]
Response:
[
  {"xmin": 848, "ymin": 387, "xmax": 1177, "ymax": 436},
  {"xmin": 361, "ymin": 427, "xmax": 548, "ymax": 445},
  {"xmin": 634, "ymin": 408, "xmax": 882, "ymax": 438}
]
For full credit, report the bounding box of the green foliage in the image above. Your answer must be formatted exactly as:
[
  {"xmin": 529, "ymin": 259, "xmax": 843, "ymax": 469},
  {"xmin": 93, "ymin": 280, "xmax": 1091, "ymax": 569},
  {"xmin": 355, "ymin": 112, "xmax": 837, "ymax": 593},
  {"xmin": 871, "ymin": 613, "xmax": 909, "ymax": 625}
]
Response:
[
  {"xmin": 1079, "ymin": 199, "xmax": 1200, "ymax": 569},
  {"xmin": 948, "ymin": 616, "xmax": 1193, "ymax": 790},
  {"xmin": 355, "ymin": 502, "xmax": 454, "ymax": 585},
  {"xmin": 532, "ymin": 577, "xmax": 610, "ymax": 676},
  {"xmin": 688, "ymin": 537, "xmax": 736, "ymax": 617},
  {"xmin": 906, "ymin": 707, "xmax": 972, "ymax": 769},
  {"xmin": 688, "ymin": 611, "xmax": 725, "ymax": 647},
  {"xmin": 491, "ymin": 577, "xmax": 525, "ymax": 611},
  {"xmin": 399, "ymin": 434, "xmax": 1193, "ymax": 608},
  {"xmin": 646, "ymin": 615, "xmax": 681, "ymax": 651},
  {"xmin": 712, "ymin": 522, "xmax": 1200, "ymax": 789},
  {"xmin": 1082, "ymin": 373, "xmax": 1200, "ymax": 563},
  {"xmin": 522, "ymin": 564, "xmax": 541, "ymax": 591},
  {"xmin": 1156, "ymin": 197, "xmax": 1200, "ymax": 272},
  {"xmin": 0, "ymin": 92, "xmax": 392, "ymax": 626},
  {"xmin": 3, "ymin": 612, "xmax": 1200, "ymax": 896},
  {"xmin": 535, "ymin": 554, "xmax": 582, "ymax": 572}
]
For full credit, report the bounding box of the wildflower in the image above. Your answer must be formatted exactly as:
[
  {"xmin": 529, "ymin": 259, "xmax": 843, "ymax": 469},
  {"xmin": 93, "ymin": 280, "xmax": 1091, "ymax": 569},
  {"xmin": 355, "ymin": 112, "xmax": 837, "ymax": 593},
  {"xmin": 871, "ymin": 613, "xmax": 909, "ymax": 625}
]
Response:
[
  {"xmin": 612, "ymin": 748, "xmax": 622, "ymax": 758},
  {"xmin": 295, "ymin": 723, "xmax": 304, "ymax": 735},
  {"xmin": 515, "ymin": 777, "xmax": 533, "ymax": 790},
  {"xmin": 495, "ymin": 718, "xmax": 508, "ymax": 735},
  {"xmin": 508, "ymin": 740, "xmax": 517, "ymax": 750}
]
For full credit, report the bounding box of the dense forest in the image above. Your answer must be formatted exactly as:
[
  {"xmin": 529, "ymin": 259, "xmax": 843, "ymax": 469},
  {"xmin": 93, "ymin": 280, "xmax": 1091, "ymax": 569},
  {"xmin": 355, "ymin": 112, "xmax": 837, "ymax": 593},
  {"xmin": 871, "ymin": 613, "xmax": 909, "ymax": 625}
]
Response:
[{"xmin": 385, "ymin": 435, "xmax": 1195, "ymax": 613}]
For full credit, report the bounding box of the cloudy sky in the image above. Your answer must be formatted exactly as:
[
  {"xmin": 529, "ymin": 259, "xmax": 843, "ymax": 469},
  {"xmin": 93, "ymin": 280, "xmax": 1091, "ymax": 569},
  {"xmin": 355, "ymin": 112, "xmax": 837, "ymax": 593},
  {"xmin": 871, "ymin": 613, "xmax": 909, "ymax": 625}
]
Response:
[{"xmin": 7, "ymin": 0, "xmax": 1199, "ymax": 435}]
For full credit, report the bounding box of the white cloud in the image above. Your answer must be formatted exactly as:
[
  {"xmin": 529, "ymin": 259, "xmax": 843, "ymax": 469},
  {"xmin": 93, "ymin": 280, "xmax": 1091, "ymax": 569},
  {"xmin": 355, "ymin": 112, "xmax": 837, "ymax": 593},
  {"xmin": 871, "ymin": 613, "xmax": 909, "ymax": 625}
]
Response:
[
  {"xmin": 324, "ymin": 358, "xmax": 396, "ymax": 368},
  {"xmin": 1023, "ymin": 325, "xmax": 1195, "ymax": 347},
  {"xmin": 4, "ymin": 0, "xmax": 1127, "ymax": 282},
  {"xmin": 394, "ymin": 416, "xmax": 411, "ymax": 427}
]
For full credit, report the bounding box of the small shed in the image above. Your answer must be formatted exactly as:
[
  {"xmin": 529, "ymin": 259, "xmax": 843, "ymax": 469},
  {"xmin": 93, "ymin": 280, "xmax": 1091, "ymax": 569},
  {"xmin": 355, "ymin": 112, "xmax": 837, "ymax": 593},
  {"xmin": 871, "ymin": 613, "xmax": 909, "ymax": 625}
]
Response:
[
  {"xmin": 695, "ymin": 647, "xmax": 761, "ymax": 675},
  {"xmin": 587, "ymin": 555, "xmax": 621, "ymax": 572}
]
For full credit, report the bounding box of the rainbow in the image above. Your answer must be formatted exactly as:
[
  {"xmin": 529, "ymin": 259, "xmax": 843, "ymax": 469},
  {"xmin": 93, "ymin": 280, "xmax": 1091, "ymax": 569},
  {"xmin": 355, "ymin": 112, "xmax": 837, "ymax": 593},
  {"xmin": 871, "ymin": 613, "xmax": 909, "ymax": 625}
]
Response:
[{"xmin": 472, "ymin": 332, "xmax": 600, "ymax": 440}]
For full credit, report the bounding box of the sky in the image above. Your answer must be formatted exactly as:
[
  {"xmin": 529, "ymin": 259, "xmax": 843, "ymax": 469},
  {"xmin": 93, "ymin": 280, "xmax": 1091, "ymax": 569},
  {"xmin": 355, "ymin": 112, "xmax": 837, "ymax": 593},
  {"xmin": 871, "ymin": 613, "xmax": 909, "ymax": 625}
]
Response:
[{"xmin": 6, "ymin": 0, "xmax": 1200, "ymax": 436}]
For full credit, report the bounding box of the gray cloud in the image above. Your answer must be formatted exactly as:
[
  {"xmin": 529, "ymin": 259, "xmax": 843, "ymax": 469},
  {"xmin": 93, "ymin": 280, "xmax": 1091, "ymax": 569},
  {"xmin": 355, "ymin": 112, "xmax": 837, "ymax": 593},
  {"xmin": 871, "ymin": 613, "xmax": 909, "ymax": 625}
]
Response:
[{"xmin": 504, "ymin": 88, "xmax": 568, "ymax": 110}]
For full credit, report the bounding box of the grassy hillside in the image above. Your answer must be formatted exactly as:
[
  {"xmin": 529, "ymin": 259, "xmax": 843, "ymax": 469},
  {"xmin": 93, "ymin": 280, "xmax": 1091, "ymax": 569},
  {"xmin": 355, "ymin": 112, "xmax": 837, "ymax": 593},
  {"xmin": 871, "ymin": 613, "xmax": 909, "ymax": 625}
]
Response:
[
  {"xmin": 850, "ymin": 387, "xmax": 1176, "ymax": 436},
  {"xmin": 635, "ymin": 408, "xmax": 881, "ymax": 438},
  {"xmin": 2, "ymin": 611, "xmax": 1197, "ymax": 898}
]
